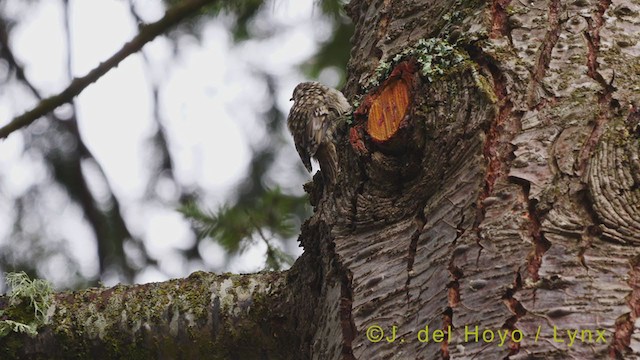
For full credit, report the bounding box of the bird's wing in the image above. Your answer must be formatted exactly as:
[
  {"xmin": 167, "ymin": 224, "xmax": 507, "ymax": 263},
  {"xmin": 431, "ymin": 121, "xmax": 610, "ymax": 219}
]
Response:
[
  {"xmin": 307, "ymin": 103, "xmax": 330, "ymax": 158},
  {"xmin": 287, "ymin": 106, "xmax": 313, "ymax": 172}
]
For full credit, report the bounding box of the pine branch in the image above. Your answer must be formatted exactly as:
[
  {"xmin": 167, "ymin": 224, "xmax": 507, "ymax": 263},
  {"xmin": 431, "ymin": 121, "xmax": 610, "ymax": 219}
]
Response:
[{"xmin": 0, "ymin": 0, "xmax": 217, "ymax": 140}]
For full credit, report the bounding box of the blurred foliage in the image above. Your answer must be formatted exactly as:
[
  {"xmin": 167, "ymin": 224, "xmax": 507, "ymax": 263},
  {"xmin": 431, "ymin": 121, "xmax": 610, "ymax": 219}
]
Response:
[
  {"xmin": 179, "ymin": 187, "xmax": 305, "ymax": 270},
  {"xmin": 0, "ymin": 0, "xmax": 354, "ymax": 286},
  {"xmin": 163, "ymin": 0, "xmax": 353, "ymax": 81},
  {"xmin": 303, "ymin": 0, "xmax": 353, "ymax": 80},
  {"xmin": 161, "ymin": 0, "xmax": 266, "ymax": 41},
  {"xmin": 302, "ymin": 20, "xmax": 352, "ymax": 79},
  {"xmin": 171, "ymin": 0, "xmax": 353, "ymax": 270}
]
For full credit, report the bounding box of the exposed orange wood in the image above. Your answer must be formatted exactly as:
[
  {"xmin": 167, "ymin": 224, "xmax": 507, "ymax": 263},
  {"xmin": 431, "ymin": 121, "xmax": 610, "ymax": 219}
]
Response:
[
  {"xmin": 352, "ymin": 60, "xmax": 417, "ymax": 152},
  {"xmin": 366, "ymin": 78, "xmax": 410, "ymax": 142}
]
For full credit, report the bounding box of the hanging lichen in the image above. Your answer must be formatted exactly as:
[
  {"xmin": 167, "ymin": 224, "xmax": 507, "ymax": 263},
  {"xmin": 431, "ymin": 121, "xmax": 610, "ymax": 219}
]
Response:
[{"xmin": 0, "ymin": 272, "xmax": 53, "ymax": 337}]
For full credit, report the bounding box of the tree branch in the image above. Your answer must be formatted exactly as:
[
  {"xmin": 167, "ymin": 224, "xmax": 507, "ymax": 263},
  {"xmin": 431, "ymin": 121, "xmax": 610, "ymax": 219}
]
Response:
[
  {"xmin": 0, "ymin": 0, "xmax": 217, "ymax": 140},
  {"xmin": 0, "ymin": 10, "xmax": 148, "ymax": 280},
  {"xmin": 0, "ymin": 271, "xmax": 293, "ymax": 358}
]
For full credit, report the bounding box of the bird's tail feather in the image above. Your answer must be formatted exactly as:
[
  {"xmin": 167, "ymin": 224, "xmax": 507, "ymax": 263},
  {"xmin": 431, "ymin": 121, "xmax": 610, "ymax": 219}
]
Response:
[{"xmin": 316, "ymin": 142, "xmax": 338, "ymax": 185}]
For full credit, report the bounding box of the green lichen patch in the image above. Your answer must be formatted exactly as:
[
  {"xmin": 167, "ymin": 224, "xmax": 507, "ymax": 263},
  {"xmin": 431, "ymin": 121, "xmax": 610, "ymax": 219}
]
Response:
[
  {"xmin": 0, "ymin": 272, "xmax": 53, "ymax": 337},
  {"xmin": 366, "ymin": 38, "xmax": 469, "ymax": 89}
]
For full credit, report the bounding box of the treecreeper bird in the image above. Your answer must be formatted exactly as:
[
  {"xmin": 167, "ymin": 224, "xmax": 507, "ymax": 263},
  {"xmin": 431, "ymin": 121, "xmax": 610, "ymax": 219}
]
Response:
[{"xmin": 287, "ymin": 82, "xmax": 352, "ymax": 185}]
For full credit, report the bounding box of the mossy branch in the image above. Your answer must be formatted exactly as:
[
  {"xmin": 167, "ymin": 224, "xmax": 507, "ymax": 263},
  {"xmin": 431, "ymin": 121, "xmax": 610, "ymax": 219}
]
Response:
[{"xmin": 0, "ymin": 272, "xmax": 295, "ymax": 358}]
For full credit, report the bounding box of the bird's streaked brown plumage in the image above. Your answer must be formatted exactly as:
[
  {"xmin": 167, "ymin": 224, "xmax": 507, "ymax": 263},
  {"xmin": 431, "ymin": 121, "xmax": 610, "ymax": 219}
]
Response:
[{"xmin": 287, "ymin": 82, "xmax": 351, "ymax": 184}]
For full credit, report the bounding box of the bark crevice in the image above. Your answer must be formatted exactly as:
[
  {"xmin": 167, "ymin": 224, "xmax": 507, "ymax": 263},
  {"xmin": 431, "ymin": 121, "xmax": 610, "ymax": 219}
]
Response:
[{"xmin": 526, "ymin": 0, "xmax": 563, "ymax": 109}]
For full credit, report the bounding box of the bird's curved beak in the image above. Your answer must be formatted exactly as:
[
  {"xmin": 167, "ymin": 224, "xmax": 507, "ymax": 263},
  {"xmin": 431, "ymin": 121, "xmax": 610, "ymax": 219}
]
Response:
[{"xmin": 289, "ymin": 97, "xmax": 293, "ymax": 101}]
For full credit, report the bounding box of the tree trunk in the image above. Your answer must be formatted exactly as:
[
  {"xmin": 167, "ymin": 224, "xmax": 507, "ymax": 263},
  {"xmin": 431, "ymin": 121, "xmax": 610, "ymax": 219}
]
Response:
[
  {"xmin": 328, "ymin": 0, "xmax": 639, "ymax": 358},
  {"xmin": 3, "ymin": 0, "xmax": 640, "ymax": 359}
]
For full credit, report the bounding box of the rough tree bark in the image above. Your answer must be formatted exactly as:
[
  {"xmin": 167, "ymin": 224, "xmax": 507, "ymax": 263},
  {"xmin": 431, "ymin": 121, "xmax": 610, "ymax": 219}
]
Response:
[{"xmin": 2, "ymin": 0, "xmax": 640, "ymax": 359}]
